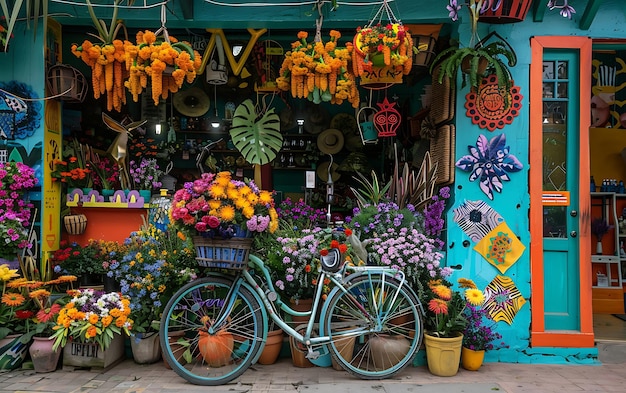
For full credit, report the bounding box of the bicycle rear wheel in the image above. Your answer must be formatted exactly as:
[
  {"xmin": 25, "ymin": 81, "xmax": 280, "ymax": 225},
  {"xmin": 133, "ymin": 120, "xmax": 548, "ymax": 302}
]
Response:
[
  {"xmin": 160, "ymin": 275, "xmax": 265, "ymax": 385},
  {"xmin": 322, "ymin": 273, "xmax": 423, "ymax": 379}
]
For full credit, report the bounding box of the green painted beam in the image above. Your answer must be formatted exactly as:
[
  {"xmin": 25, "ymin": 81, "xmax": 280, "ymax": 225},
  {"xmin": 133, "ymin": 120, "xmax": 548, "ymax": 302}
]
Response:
[
  {"xmin": 180, "ymin": 0, "xmax": 194, "ymax": 20},
  {"xmin": 532, "ymin": 0, "xmax": 547, "ymax": 22},
  {"xmin": 579, "ymin": 0, "xmax": 603, "ymax": 30}
]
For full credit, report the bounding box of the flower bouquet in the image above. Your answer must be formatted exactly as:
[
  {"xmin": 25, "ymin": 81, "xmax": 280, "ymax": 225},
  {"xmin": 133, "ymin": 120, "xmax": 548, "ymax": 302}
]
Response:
[
  {"xmin": 171, "ymin": 171, "xmax": 278, "ymax": 238},
  {"xmin": 276, "ymin": 30, "xmax": 359, "ymax": 107},
  {"xmin": 90, "ymin": 156, "xmax": 120, "ymax": 191},
  {"xmin": 51, "ymin": 288, "xmax": 133, "ymax": 350},
  {"xmin": 50, "ymin": 157, "xmax": 92, "ymax": 190}
]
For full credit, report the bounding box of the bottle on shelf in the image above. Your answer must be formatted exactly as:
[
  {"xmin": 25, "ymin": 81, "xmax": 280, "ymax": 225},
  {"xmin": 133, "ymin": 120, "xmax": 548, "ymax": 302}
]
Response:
[{"xmin": 591, "ymin": 176, "xmax": 596, "ymax": 192}]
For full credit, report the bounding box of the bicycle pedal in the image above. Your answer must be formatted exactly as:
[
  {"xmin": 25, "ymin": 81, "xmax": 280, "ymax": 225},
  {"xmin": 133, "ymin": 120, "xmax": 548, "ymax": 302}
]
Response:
[{"xmin": 306, "ymin": 349, "xmax": 320, "ymax": 360}]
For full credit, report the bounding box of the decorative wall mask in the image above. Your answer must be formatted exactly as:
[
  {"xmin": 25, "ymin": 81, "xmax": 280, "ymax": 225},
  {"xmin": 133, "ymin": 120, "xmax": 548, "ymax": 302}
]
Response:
[
  {"xmin": 464, "ymin": 74, "xmax": 523, "ymax": 131},
  {"xmin": 482, "ymin": 275, "xmax": 526, "ymax": 325},
  {"xmin": 473, "ymin": 222, "xmax": 526, "ymax": 274},
  {"xmin": 453, "ymin": 200, "xmax": 504, "ymax": 242},
  {"xmin": 455, "ymin": 133, "xmax": 523, "ymax": 200}
]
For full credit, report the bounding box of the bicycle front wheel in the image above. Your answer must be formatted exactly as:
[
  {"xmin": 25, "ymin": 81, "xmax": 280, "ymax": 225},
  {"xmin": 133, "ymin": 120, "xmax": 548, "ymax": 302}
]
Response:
[
  {"xmin": 323, "ymin": 273, "xmax": 423, "ymax": 379},
  {"xmin": 160, "ymin": 275, "xmax": 264, "ymax": 386}
]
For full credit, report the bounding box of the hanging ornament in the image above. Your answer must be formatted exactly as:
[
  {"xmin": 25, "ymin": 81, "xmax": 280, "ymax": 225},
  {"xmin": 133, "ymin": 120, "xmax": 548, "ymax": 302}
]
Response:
[{"xmin": 373, "ymin": 97, "xmax": 401, "ymax": 137}]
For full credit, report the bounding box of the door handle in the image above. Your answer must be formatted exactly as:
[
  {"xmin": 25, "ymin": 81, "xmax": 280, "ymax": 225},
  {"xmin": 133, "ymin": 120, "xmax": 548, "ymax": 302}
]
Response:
[
  {"xmin": 570, "ymin": 210, "xmax": 577, "ymax": 217},
  {"xmin": 570, "ymin": 231, "xmax": 577, "ymax": 237}
]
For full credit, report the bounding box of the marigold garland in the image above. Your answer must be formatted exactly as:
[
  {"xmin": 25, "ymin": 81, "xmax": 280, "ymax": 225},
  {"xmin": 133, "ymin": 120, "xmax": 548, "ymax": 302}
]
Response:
[
  {"xmin": 124, "ymin": 30, "xmax": 202, "ymax": 105},
  {"xmin": 276, "ymin": 30, "xmax": 359, "ymax": 108}
]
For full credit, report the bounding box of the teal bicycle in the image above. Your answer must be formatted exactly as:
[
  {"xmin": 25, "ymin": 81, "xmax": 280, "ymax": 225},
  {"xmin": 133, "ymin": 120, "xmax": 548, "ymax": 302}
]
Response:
[{"xmin": 160, "ymin": 244, "xmax": 424, "ymax": 386}]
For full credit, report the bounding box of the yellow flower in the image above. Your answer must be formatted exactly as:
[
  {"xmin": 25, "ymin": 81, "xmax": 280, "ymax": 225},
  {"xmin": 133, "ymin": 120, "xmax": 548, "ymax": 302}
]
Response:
[
  {"xmin": 431, "ymin": 284, "xmax": 452, "ymax": 301},
  {"xmin": 465, "ymin": 288, "xmax": 485, "ymax": 306},
  {"xmin": 458, "ymin": 278, "xmax": 477, "ymax": 289},
  {"xmin": 219, "ymin": 205, "xmax": 236, "ymax": 222},
  {"xmin": 0, "ymin": 264, "xmax": 19, "ymax": 281}
]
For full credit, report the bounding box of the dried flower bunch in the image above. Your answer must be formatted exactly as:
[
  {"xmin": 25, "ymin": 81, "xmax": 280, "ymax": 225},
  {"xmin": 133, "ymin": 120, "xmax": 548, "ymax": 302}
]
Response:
[
  {"xmin": 276, "ymin": 30, "xmax": 359, "ymax": 107},
  {"xmin": 591, "ymin": 217, "xmax": 610, "ymax": 240},
  {"xmin": 124, "ymin": 30, "xmax": 202, "ymax": 105},
  {"xmin": 70, "ymin": 1, "xmax": 202, "ymax": 111}
]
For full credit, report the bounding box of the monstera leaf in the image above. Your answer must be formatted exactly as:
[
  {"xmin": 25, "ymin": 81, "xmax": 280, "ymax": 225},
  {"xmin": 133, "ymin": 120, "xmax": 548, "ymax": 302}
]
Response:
[{"xmin": 229, "ymin": 99, "xmax": 283, "ymax": 165}]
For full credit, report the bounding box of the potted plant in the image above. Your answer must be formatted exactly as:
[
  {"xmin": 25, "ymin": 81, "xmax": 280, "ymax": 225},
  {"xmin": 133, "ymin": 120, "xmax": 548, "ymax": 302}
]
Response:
[
  {"xmin": 461, "ymin": 303, "xmax": 504, "ymax": 371},
  {"xmin": 430, "ymin": 37, "xmax": 516, "ymax": 97},
  {"xmin": 422, "ymin": 278, "xmax": 484, "ymax": 377},
  {"xmin": 50, "ymin": 288, "xmax": 133, "ymax": 368},
  {"xmin": 49, "ymin": 240, "xmax": 106, "ymax": 285},
  {"xmin": 128, "ymin": 157, "xmax": 164, "ymax": 199},
  {"xmin": 592, "ymin": 217, "xmax": 611, "ymax": 255}
]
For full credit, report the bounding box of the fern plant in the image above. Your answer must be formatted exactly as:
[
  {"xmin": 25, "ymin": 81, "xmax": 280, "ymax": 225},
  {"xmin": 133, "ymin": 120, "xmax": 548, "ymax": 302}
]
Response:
[{"xmin": 430, "ymin": 39, "xmax": 516, "ymax": 100}]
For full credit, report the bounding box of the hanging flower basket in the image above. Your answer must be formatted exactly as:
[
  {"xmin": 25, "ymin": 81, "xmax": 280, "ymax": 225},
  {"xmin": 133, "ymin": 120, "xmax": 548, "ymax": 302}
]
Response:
[
  {"xmin": 479, "ymin": 0, "xmax": 532, "ymax": 24},
  {"xmin": 352, "ymin": 23, "xmax": 414, "ymax": 88}
]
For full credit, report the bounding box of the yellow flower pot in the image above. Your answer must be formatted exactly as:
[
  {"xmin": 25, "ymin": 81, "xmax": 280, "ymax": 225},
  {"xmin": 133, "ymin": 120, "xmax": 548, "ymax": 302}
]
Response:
[
  {"xmin": 461, "ymin": 346, "xmax": 485, "ymax": 371},
  {"xmin": 424, "ymin": 333, "xmax": 463, "ymax": 377}
]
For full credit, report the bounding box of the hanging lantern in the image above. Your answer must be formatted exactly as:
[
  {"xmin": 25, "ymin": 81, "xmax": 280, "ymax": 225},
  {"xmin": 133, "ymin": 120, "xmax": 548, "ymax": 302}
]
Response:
[{"xmin": 373, "ymin": 97, "xmax": 401, "ymax": 137}]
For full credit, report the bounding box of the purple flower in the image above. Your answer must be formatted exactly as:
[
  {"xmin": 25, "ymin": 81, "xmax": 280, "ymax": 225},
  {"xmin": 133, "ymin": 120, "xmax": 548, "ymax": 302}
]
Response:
[{"xmin": 446, "ymin": 0, "xmax": 462, "ymax": 21}]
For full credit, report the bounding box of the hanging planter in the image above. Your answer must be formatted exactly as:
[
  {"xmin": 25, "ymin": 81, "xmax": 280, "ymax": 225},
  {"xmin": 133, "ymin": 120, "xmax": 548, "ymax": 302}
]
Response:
[
  {"xmin": 352, "ymin": 1, "xmax": 415, "ymax": 89},
  {"xmin": 46, "ymin": 64, "xmax": 88, "ymax": 103},
  {"xmin": 479, "ymin": 0, "xmax": 533, "ymax": 24}
]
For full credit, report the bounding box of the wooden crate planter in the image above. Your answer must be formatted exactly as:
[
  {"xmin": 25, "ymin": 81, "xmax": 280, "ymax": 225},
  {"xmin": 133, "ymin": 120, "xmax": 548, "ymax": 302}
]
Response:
[{"xmin": 63, "ymin": 334, "xmax": 124, "ymax": 369}]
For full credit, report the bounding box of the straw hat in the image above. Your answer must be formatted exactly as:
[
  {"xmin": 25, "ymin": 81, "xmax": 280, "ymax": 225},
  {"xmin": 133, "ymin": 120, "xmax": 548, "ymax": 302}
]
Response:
[
  {"xmin": 316, "ymin": 161, "xmax": 341, "ymax": 183},
  {"xmin": 279, "ymin": 107, "xmax": 296, "ymax": 132},
  {"xmin": 303, "ymin": 103, "xmax": 330, "ymax": 134},
  {"xmin": 330, "ymin": 113, "xmax": 358, "ymax": 136},
  {"xmin": 317, "ymin": 128, "xmax": 344, "ymax": 155},
  {"xmin": 173, "ymin": 87, "xmax": 210, "ymax": 117}
]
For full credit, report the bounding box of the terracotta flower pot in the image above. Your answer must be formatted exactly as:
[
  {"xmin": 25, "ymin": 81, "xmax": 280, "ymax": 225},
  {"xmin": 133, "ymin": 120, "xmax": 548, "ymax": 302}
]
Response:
[
  {"xmin": 29, "ymin": 336, "xmax": 61, "ymax": 373},
  {"xmin": 257, "ymin": 329, "xmax": 284, "ymax": 365},
  {"xmin": 198, "ymin": 330, "xmax": 234, "ymax": 367}
]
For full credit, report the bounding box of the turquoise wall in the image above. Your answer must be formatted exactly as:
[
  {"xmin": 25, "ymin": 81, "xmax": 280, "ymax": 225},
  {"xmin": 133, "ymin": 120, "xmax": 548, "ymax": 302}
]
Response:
[{"xmin": 447, "ymin": 3, "xmax": 626, "ymax": 364}]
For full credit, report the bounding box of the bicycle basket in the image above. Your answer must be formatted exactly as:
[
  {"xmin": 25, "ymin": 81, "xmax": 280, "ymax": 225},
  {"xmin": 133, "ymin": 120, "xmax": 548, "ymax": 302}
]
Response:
[{"xmin": 192, "ymin": 236, "xmax": 253, "ymax": 270}]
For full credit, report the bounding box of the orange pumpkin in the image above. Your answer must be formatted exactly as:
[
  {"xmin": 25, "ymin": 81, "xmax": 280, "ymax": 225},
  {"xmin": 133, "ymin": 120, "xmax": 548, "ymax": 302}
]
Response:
[{"xmin": 198, "ymin": 330, "xmax": 234, "ymax": 367}]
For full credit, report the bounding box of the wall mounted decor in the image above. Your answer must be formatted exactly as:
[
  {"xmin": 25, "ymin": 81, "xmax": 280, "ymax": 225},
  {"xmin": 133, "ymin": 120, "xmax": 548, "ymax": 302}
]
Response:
[
  {"xmin": 453, "ymin": 200, "xmax": 504, "ymax": 242},
  {"xmin": 464, "ymin": 74, "xmax": 523, "ymax": 131},
  {"xmin": 455, "ymin": 133, "xmax": 523, "ymax": 200},
  {"xmin": 373, "ymin": 97, "xmax": 401, "ymax": 137},
  {"xmin": 473, "ymin": 222, "xmax": 526, "ymax": 274},
  {"xmin": 482, "ymin": 275, "xmax": 526, "ymax": 325}
]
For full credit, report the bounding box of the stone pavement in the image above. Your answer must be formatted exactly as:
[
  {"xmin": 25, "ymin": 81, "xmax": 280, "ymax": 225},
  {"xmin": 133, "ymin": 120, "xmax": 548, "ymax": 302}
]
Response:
[{"xmin": 1, "ymin": 342, "xmax": 625, "ymax": 393}]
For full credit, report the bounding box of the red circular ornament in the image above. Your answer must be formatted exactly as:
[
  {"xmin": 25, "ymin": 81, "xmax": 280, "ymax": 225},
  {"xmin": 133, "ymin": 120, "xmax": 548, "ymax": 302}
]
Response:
[{"xmin": 464, "ymin": 74, "xmax": 523, "ymax": 131}]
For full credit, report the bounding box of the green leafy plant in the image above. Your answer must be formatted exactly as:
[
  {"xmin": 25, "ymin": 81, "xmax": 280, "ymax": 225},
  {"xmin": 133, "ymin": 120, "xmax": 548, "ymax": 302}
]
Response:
[
  {"xmin": 229, "ymin": 99, "xmax": 283, "ymax": 165},
  {"xmin": 430, "ymin": 39, "xmax": 516, "ymax": 97},
  {"xmin": 349, "ymin": 170, "xmax": 391, "ymax": 210},
  {"xmin": 387, "ymin": 147, "xmax": 438, "ymax": 211}
]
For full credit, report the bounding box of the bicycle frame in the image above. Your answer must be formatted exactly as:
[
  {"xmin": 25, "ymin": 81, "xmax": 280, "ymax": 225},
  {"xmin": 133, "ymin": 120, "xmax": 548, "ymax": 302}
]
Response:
[{"xmin": 235, "ymin": 254, "xmax": 412, "ymax": 360}]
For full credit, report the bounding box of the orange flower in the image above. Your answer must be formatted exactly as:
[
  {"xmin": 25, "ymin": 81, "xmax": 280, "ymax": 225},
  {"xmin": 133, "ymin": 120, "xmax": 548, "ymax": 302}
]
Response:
[
  {"xmin": 431, "ymin": 284, "xmax": 452, "ymax": 301},
  {"xmin": 1, "ymin": 293, "xmax": 25, "ymax": 306},
  {"xmin": 428, "ymin": 298, "xmax": 448, "ymax": 315}
]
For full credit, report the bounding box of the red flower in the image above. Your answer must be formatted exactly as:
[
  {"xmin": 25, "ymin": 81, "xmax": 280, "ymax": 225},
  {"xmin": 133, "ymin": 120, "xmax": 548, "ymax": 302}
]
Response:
[{"xmin": 15, "ymin": 310, "xmax": 35, "ymax": 319}]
